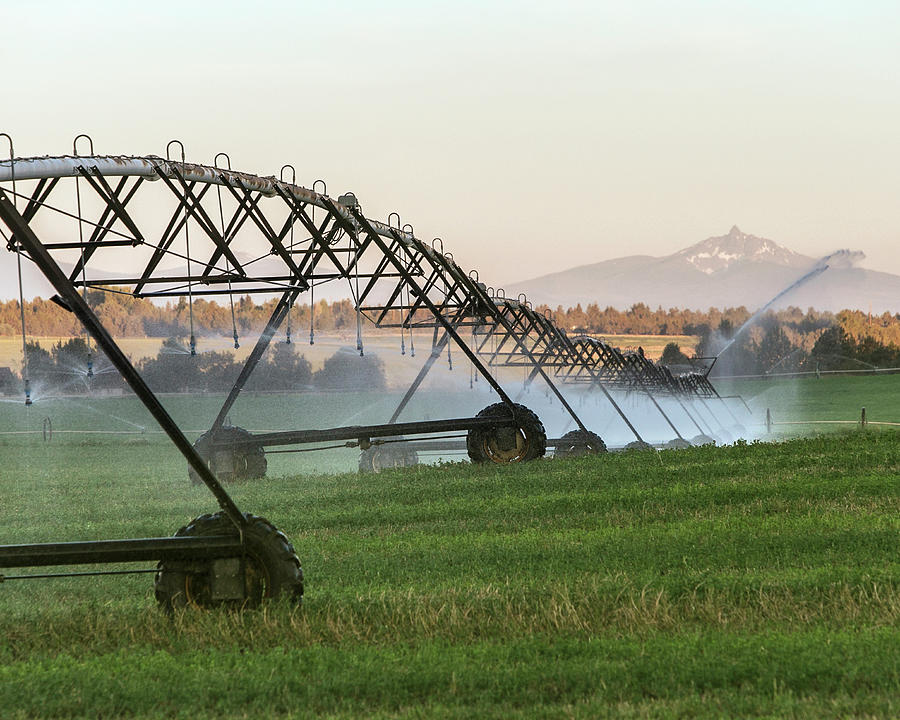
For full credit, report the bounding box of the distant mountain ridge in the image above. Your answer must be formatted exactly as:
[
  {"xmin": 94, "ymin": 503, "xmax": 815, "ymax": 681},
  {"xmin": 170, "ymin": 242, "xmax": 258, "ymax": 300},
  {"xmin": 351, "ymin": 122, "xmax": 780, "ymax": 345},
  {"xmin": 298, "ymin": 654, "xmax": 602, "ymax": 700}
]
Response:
[
  {"xmin": 512, "ymin": 226, "xmax": 900, "ymax": 314},
  {"xmin": 5, "ymin": 226, "xmax": 898, "ymax": 314}
]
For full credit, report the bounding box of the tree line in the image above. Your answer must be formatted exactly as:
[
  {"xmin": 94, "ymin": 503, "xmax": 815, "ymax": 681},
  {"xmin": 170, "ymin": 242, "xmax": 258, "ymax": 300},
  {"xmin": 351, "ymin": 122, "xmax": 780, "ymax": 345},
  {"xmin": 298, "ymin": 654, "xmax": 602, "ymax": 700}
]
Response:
[
  {"xmin": 6, "ymin": 293, "xmax": 900, "ymax": 345},
  {"xmin": 659, "ymin": 309, "xmax": 900, "ymax": 377},
  {"xmin": 536, "ymin": 301, "xmax": 900, "ymax": 344},
  {"xmin": 3, "ymin": 293, "xmax": 900, "ymax": 381},
  {"xmin": 0, "ymin": 292, "xmax": 394, "ymax": 338},
  {"xmin": 3, "ymin": 337, "xmax": 386, "ymax": 395}
]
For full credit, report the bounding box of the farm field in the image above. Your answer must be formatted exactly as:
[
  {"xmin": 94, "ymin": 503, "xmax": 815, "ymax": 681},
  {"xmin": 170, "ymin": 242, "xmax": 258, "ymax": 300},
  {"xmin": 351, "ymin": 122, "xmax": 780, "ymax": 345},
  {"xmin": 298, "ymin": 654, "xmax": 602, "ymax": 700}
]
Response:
[
  {"xmin": 0, "ymin": 431, "xmax": 897, "ymax": 717},
  {"xmin": 599, "ymin": 333, "xmax": 698, "ymax": 359},
  {"xmin": 3, "ymin": 371, "xmax": 899, "ymax": 459},
  {"xmin": 0, "ymin": 373, "xmax": 898, "ymax": 717},
  {"xmin": 722, "ymin": 373, "xmax": 900, "ymax": 435}
]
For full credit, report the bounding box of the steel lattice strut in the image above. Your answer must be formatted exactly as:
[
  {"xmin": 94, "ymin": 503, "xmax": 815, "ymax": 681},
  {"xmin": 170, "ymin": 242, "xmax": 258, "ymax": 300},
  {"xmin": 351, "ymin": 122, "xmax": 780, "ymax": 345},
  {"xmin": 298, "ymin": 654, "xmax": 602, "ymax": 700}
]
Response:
[
  {"xmin": 0, "ymin": 150, "xmax": 744, "ymax": 463},
  {"xmin": 0, "ymin": 141, "xmax": 751, "ymax": 604}
]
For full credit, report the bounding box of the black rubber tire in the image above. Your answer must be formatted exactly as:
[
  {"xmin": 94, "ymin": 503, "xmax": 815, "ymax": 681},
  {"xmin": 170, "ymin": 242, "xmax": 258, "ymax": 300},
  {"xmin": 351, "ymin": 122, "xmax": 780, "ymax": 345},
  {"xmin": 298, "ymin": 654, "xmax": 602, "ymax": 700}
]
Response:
[
  {"xmin": 154, "ymin": 512, "xmax": 303, "ymax": 611},
  {"xmin": 466, "ymin": 402, "xmax": 547, "ymax": 464},
  {"xmin": 624, "ymin": 440, "xmax": 654, "ymax": 451},
  {"xmin": 555, "ymin": 429, "xmax": 607, "ymax": 459},
  {"xmin": 359, "ymin": 440, "xmax": 419, "ymax": 473},
  {"xmin": 188, "ymin": 426, "xmax": 267, "ymax": 484},
  {"xmin": 690, "ymin": 434, "xmax": 716, "ymax": 446},
  {"xmin": 666, "ymin": 438, "xmax": 692, "ymax": 449}
]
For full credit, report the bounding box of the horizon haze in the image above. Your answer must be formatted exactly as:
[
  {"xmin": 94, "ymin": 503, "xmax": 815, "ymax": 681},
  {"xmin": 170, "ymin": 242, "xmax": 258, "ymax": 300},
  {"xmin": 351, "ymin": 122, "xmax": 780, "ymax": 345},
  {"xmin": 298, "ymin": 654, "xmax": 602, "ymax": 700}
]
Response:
[{"xmin": 2, "ymin": 1, "xmax": 899, "ymax": 309}]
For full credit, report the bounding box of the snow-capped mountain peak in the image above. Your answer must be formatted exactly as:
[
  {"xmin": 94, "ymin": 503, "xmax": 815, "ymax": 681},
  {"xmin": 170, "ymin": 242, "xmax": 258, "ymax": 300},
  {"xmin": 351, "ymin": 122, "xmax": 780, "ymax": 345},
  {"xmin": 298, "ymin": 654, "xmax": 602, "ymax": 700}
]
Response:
[
  {"xmin": 510, "ymin": 226, "xmax": 891, "ymax": 314},
  {"xmin": 676, "ymin": 226, "xmax": 804, "ymax": 275}
]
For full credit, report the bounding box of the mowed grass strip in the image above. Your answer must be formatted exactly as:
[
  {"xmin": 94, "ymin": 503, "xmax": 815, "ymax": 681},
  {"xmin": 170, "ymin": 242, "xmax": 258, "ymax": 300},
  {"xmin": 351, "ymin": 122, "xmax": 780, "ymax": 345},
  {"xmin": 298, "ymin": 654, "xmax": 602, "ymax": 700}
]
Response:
[
  {"xmin": 0, "ymin": 430, "xmax": 897, "ymax": 717},
  {"xmin": 1, "ymin": 630, "xmax": 897, "ymax": 719},
  {"xmin": 3, "ymin": 574, "xmax": 898, "ymax": 658}
]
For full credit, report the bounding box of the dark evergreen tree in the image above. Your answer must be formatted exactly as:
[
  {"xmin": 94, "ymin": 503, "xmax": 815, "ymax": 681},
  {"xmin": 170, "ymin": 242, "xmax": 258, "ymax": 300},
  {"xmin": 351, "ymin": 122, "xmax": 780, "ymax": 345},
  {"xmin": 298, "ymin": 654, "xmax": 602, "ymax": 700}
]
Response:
[
  {"xmin": 756, "ymin": 325, "xmax": 795, "ymax": 373},
  {"xmin": 314, "ymin": 348, "xmax": 386, "ymax": 391},
  {"xmin": 660, "ymin": 342, "xmax": 690, "ymax": 367}
]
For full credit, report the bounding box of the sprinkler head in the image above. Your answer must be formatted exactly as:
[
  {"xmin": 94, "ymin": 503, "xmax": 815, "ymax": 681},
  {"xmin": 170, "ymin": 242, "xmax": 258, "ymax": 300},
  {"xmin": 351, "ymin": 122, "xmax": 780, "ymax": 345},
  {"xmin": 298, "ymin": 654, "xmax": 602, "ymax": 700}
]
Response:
[
  {"xmin": 86, "ymin": 357, "xmax": 94, "ymax": 378},
  {"xmin": 24, "ymin": 382, "xmax": 32, "ymax": 406},
  {"xmin": 285, "ymin": 329, "xmax": 292, "ymax": 344},
  {"xmin": 190, "ymin": 336, "xmax": 197, "ymax": 357},
  {"xmin": 233, "ymin": 334, "xmax": 240, "ymax": 350}
]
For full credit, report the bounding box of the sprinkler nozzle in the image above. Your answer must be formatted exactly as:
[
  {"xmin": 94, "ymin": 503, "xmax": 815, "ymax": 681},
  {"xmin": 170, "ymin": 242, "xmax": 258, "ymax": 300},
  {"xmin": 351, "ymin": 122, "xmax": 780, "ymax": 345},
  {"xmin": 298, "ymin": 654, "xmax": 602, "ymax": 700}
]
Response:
[
  {"xmin": 285, "ymin": 329, "xmax": 292, "ymax": 344},
  {"xmin": 24, "ymin": 381, "xmax": 32, "ymax": 406},
  {"xmin": 86, "ymin": 356, "xmax": 94, "ymax": 378},
  {"xmin": 189, "ymin": 336, "xmax": 197, "ymax": 357},
  {"xmin": 233, "ymin": 334, "xmax": 240, "ymax": 350}
]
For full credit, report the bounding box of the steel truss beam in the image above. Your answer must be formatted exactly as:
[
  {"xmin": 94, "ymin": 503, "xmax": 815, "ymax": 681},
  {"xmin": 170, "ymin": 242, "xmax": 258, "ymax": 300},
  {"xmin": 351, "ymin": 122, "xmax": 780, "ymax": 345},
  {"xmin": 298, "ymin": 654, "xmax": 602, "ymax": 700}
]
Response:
[{"xmin": 0, "ymin": 153, "xmax": 741, "ymax": 454}]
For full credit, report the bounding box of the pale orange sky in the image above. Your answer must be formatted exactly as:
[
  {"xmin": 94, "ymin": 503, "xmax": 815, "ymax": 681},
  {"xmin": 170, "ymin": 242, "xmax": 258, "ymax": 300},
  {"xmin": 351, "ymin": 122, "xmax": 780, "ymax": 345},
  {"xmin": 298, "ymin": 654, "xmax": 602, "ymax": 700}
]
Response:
[{"xmin": 2, "ymin": 0, "xmax": 899, "ymax": 289}]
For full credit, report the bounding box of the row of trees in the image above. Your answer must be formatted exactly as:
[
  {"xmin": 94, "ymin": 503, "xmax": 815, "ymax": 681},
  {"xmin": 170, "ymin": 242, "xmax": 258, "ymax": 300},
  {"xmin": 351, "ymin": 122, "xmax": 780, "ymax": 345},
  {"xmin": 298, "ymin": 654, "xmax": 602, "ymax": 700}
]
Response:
[
  {"xmin": 9, "ymin": 338, "xmax": 386, "ymax": 395},
  {"xmin": 140, "ymin": 340, "xmax": 387, "ymax": 393},
  {"xmin": 661, "ymin": 312, "xmax": 900, "ymax": 377},
  {"xmin": 4, "ymin": 293, "xmax": 900, "ymax": 383},
  {"xmin": 0, "ymin": 293, "xmax": 400, "ymax": 339},
  {"xmin": 5, "ymin": 293, "xmax": 900, "ymax": 347},
  {"xmin": 536, "ymin": 302, "xmax": 897, "ymax": 340}
]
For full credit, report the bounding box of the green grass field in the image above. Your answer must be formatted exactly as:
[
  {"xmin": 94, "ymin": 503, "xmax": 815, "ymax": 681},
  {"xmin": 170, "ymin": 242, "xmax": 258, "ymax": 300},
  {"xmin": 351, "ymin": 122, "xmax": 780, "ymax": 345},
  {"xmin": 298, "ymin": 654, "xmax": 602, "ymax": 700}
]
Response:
[
  {"xmin": 724, "ymin": 373, "xmax": 900, "ymax": 436},
  {"xmin": 0, "ymin": 376, "xmax": 898, "ymax": 717}
]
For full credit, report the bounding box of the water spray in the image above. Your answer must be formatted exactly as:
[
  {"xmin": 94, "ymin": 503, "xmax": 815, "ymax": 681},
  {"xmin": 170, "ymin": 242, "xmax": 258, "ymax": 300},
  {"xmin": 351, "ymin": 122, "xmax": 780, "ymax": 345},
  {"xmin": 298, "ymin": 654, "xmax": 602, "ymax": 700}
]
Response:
[
  {"xmin": 716, "ymin": 249, "xmax": 863, "ymax": 362},
  {"xmin": 3, "ymin": 132, "xmax": 31, "ymax": 407}
]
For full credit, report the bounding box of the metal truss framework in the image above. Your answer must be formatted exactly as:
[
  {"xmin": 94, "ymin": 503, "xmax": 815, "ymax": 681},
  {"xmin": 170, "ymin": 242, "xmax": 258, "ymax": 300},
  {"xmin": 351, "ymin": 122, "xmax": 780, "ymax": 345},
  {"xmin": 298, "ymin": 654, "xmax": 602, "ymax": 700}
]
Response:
[
  {"xmin": 0, "ymin": 152, "xmax": 744, "ymax": 457},
  {"xmin": 0, "ymin": 143, "xmax": 750, "ymax": 589}
]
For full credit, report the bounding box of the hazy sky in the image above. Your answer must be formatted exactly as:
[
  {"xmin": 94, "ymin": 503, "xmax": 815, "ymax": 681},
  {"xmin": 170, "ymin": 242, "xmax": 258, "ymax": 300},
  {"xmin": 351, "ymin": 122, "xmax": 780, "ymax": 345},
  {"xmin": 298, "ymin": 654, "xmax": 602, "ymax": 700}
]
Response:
[{"xmin": 2, "ymin": 0, "xmax": 899, "ymax": 287}]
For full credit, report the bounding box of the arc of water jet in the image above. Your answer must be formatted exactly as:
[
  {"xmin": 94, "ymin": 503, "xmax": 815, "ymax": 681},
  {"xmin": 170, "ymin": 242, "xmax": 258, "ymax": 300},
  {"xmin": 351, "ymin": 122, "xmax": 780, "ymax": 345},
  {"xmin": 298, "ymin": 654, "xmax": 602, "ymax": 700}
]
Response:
[{"xmin": 716, "ymin": 249, "xmax": 858, "ymax": 361}]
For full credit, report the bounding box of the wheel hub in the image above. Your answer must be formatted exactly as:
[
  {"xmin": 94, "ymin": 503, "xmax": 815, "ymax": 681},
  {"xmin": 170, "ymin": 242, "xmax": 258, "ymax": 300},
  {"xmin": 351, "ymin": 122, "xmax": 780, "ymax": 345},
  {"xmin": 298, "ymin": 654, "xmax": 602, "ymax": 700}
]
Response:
[{"xmin": 485, "ymin": 428, "xmax": 527, "ymax": 462}]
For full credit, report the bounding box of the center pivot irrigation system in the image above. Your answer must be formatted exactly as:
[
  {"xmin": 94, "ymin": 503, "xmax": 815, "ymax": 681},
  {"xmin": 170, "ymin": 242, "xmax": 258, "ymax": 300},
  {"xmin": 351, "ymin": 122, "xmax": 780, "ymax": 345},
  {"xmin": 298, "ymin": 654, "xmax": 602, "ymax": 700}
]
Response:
[{"xmin": 0, "ymin": 136, "xmax": 747, "ymax": 608}]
